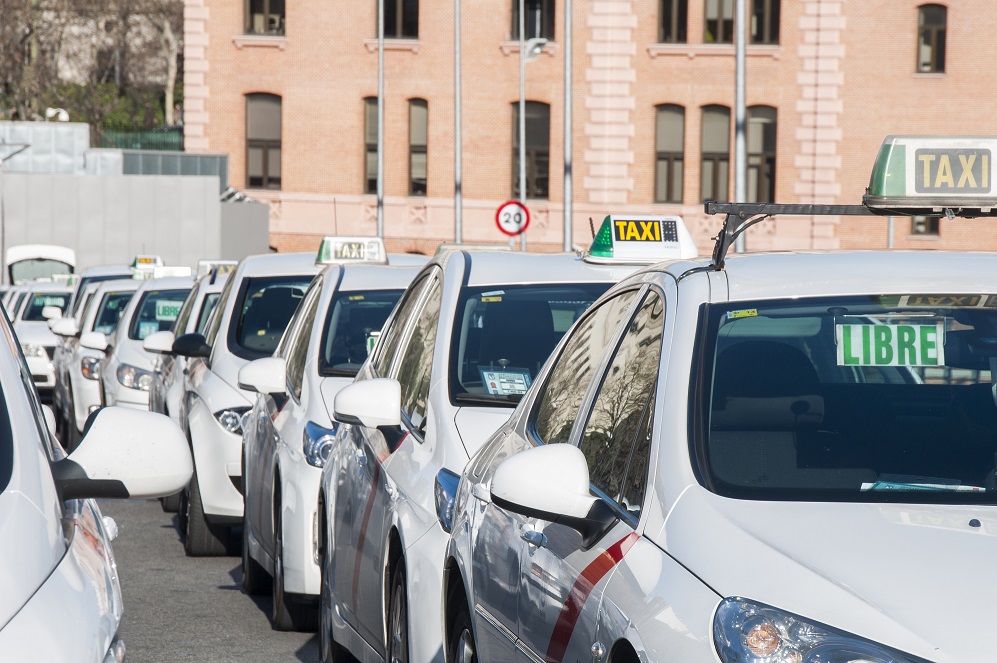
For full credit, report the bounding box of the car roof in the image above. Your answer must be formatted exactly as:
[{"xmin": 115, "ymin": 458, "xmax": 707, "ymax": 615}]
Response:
[
  {"xmin": 239, "ymin": 252, "xmax": 322, "ymax": 277},
  {"xmin": 134, "ymin": 276, "xmax": 194, "ymax": 293},
  {"xmin": 92, "ymin": 279, "xmax": 141, "ymax": 295},
  {"xmin": 77, "ymin": 265, "xmax": 134, "ymax": 277},
  {"xmin": 22, "ymin": 283, "xmax": 73, "ymax": 294},
  {"xmin": 435, "ymin": 250, "xmax": 638, "ymax": 287},
  {"xmin": 333, "ymin": 264, "xmax": 422, "ymax": 291}
]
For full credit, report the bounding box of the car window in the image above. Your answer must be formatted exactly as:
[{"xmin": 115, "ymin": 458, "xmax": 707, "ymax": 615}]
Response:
[
  {"xmin": 76, "ymin": 292, "xmax": 95, "ymax": 323},
  {"xmin": 579, "ymin": 291, "xmax": 664, "ymax": 522},
  {"xmin": 70, "ymin": 274, "xmax": 131, "ymax": 316},
  {"xmin": 449, "ymin": 283, "xmax": 611, "ymax": 407},
  {"xmin": 319, "ymin": 288, "xmax": 405, "ymax": 377},
  {"xmin": 204, "ymin": 273, "xmax": 235, "ymax": 347},
  {"xmin": 172, "ymin": 283, "xmax": 200, "ymax": 335},
  {"xmin": 395, "ymin": 276, "xmax": 442, "ymax": 435},
  {"xmin": 230, "ymin": 275, "xmax": 313, "ymax": 359},
  {"xmin": 92, "ymin": 291, "xmax": 135, "ymax": 334},
  {"xmin": 701, "ymin": 295, "xmax": 997, "ymax": 504},
  {"xmin": 21, "ymin": 291, "xmax": 69, "ymax": 321},
  {"xmin": 372, "ymin": 274, "xmax": 432, "ymax": 376},
  {"xmin": 196, "ymin": 293, "xmax": 221, "ymax": 334},
  {"xmin": 282, "ymin": 278, "xmax": 323, "ymax": 400},
  {"xmin": 531, "ymin": 289, "xmax": 640, "ymax": 444},
  {"xmin": 0, "ymin": 312, "xmax": 59, "ymax": 463},
  {"xmin": 127, "ymin": 289, "xmax": 191, "ymax": 340}
]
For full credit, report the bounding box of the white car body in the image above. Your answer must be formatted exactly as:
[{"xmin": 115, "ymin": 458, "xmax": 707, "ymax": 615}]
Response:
[
  {"xmin": 52, "ymin": 281, "xmax": 102, "ymax": 420},
  {"xmin": 99, "ymin": 277, "xmax": 193, "ymax": 410},
  {"xmin": 242, "ymin": 262, "xmax": 420, "ymax": 630},
  {"xmin": 12, "ymin": 283, "xmax": 73, "ymax": 398},
  {"xmin": 176, "ymin": 252, "xmax": 321, "ymax": 556},
  {"xmin": 64, "ymin": 266, "xmax": 136, "ymax": 321},
  {"xmin": 317, "ymin": 251, "xmax": 636, "ymax": 663},
  {"xmin": 445, "ymin": 250, "xmax": 997, "ymax": 663}
]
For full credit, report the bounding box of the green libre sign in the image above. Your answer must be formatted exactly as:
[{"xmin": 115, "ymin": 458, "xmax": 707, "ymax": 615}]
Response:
[{"xmin": 835, "ymin": 323, "xmax": 945, "ymax": 367}]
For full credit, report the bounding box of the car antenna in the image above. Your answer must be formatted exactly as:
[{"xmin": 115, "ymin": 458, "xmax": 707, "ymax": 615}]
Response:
[{"xmin": 589, "ymin": 217, "xmax": 596, "ymax": 239}]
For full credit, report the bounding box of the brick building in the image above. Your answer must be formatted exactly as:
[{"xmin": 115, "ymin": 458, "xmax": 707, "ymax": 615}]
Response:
[{"xmin": 183, "ymin": 0, "xmax": 994, "ymax": 255}]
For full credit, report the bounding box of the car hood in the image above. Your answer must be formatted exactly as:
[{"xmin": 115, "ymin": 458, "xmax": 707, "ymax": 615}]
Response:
[
  {"xmin": 0, "ymin": 491, "xmax": 62, "ymax": 629},
  {"xmin": 13, "ymin": 322, "xmax": 58, "ymax": 347},
  {"xmin": 453, "ymin": 406, "xmax": 516, "ymax": 458},
  {"xmin": 110, "ymin": 338, "xmax": 154, "ymax": 371},
  {"xmin": 660, "ymin": 487, "xmax": 997, "ymax": 662}
]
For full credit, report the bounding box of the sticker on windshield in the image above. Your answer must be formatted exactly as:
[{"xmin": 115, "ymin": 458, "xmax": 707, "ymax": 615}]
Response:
[
  {"xmin": 727, "ymin": 309, "xmax": 757, "ymax": 319},
  {"xmin": 155, "ymin": 300, "xmax": 181, "ymax": 321},
  {"xmin": 861, "ymin": 474, "xmax": 984, "ymax": 493},
  {"xmin": 348, "ymin": 295, "xmax": 365, "ymax": 301},
  {"xmin": 366, "ymin": 330, "xmax": 381, "ymax": 356},
  {"xmin": 139, "ymin": 321, "xmax": 159, "ymax": 339},
  {"xmin": 835, "ymin": 322, "xmax": 944, "ymax": 367},
  {"xmin": 481, "ymin": 296, "xmax": 502, "ymax": 303},
  {"xmin": 480, "ymin": 368, "xmax": 532, "ymax": 396},
  {"xmin": 41, "ymin": 296, "xmax": 66, "ymax": 307}
]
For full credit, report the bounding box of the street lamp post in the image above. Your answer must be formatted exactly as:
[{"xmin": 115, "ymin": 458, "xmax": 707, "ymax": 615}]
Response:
[{"xmin": 517, "ymin": 0, "xmax": 546, "ymax": 251}]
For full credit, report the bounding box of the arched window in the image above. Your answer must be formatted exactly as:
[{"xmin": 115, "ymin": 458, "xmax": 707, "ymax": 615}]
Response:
[
  {"xmin": 246, "ymin": 93, "xmax": 281, "ymax": 190},
  {"xmin": 918, "ymin": 4, "xmax": 946, "ymax": 73},
  {"xmin": 655, "ymin": 105, "xmax": 684, "ymax": 203},
  {"xmin": 409, "ymin": 99, "xmax": 428, "ymax": 195},
  {"xmin": 700, "ymin": 105, "xmax": 730, "ymax": 202},
  {"xmin": 364, "ymin": 97, "xmax": 378, "ymax": 194},
  {"xmin": 512, "ymin": 101, "xmax": 550, "ymax": 200},
  {"xmin": 747, "ymin": 105, "xmax": 776, "ymax": 203}
]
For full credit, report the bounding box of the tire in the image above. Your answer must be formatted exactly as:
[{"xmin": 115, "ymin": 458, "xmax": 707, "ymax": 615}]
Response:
[
  {"xmin": 272, "ymin": 508, "xmax": 317, "ymax": 631},
  {"xmin": 184, "ymin": 470, "xmax": 230, "ymax": 557},
  {"xmin": 160, "ymin": 491, "xmax": 182, "ymax": 512},
  {"xmin": 242, "ymin": 512, "xmax": 270, "ymax": 595},
  {"xmin": 387, "ymin": 562, "xmax": 409, "ymax": 663},
  {"xmin": 447, "ymin": 600, "xmax": 476, "ymax": 663}
]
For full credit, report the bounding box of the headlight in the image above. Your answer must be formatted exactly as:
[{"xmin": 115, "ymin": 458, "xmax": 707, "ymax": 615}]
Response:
[
  {"xmin": 434, "ymin": 468, "xmax": 461, "ymax": 533},
  {"xmin": 303, "ymin": 421, "xmax": 338, "ymax": 468},
  {"xmin": 714, "ymin": 597, "xmax": 925, "ymax": 663},
  {"xmin": 116, "ymin": 363, "xmax": 153, "ymax": 391},
  {"xmin": 81, "ymin": 356, "xmax": 101, "ymax": 380},
  {"xmin": 214, "ymin": 406, "xmax": 251, "ymax": 435},
  {"xmin": 21, "ymin": 343, "xmax": 45, "ymax": 358}
]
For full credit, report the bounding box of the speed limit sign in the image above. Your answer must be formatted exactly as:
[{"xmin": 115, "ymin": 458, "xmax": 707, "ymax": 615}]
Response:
[{"xmin": 495, "ymin": 200, "xmax": 530, "ymax": 236}]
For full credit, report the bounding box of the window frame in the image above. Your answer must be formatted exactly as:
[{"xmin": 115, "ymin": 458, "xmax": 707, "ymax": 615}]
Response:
[
  {"xmin": 246, "ymin": 93, "xmax": 282, "ymax": 191},
  {"xmin": 700, "ymin": 104, "xmax": 731, "ymax": 202},
  {"xmin": 750, "ymin": 0, "xmax": 779, "ymax": 45},
  {"xmin": 658, "ymin": 0, "xmax": 688, "ymax": 43},
  {"xmin": 654, "ymin": 104, "xmax": 685, "ymax": 204},
  {"xmin": 364, "ymin": 97, "xmax": 378, "ymax": 195},
  {"xmin": 245, "ymin": 0, "xmax": 286, "ymax": 35},
  {"xmin": 511, "ymin": 101, "xmax": 551, "ymax": 201},
  {"xmin": 409, "ymin": 98, "xmax": 428, "ymax": 196},
  {"xmin": 383, "ymin": 0, "xmax": 419, "ymax": 39},
  {"xmin": 511, "ymin": 0, "xmax": 555, "ymax": 41},
  {"xmin": 747, "ymin": 105, "xmax": 777, "ymax": 204},
  {"xmin": 917, "ymin": 4, "xmax": 946, "ymax": 73},
  {"xmin": 704, "ymin": 0, "xmax": 734, "ymax": 43}
]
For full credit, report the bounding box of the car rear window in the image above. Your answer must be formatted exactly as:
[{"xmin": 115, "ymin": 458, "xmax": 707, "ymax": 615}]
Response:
[
  {"xmin": 698, "ymin": 295, "xmax": 997, "ymax": 504},
  {"xmin": 21, "ymin": 292, "xmax": 69, "ymax": 321},
  {"xmin": 127, "ymin": 289, "xmax": 191, "ymax": 340},
  {"xmin": 319, "ymin": 289, "xmax": 404, "ymax": 377},
  {"xmin": 230, "ymin": 276, "xmax": 312, "ymax": 359}
]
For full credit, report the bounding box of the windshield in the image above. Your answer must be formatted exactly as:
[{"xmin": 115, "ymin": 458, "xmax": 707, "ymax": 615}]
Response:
[
  {"xmin": 231, "ymin": 276, "xmax": 311, "ymax": 359},
  {"xmin": 71, "ymin": 274, "xmax": 132, "ymax": 316},
  {"xmin": 320, "ymin": 289, "xmax": 404, "ymax": 377},
  {"xmin": 196, "ymin": 293, "xmax": 220, "ymax": 335},
  {"xmin": 449, "ymin": 283, "xmax": 610, "ymax": 405},
  {"xmin": 93, "ymin": 291, "xmax": 135, "ymax": 334},
  {"xmin": 9, "ymin": 259, "xmax": 72, "ymax": 285},
  {"xmin": 127, "ymin": 289, "xmax": 191, "ymax": 340},
  {"xmin": 699, "ymin": 295, "xmax": 997, "ymax": 505},
  {"xmin": 21, "ymin": 291, "xmax": 69, "ymax": 321}
]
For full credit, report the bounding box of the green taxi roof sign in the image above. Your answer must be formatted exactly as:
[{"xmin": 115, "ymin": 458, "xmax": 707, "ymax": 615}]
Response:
[
  {"xmin": 865, "ymin": 136, "xmax": 997, "ymax": 214},
  {"xmin": 316, "ymin": 236, "xmax": 387, "ymax": 266},
  {"xmin": 585, "ymin": 214, "xmax": 698, "ymax": 264}
]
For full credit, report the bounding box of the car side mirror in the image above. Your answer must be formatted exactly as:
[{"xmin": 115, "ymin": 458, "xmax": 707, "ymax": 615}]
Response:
[
  {"xmin": 333, "ymin": 378, "xmax": 401, "ymax": 429},
  {"xmin": 238, "ymin": 356, "xmax": 287, "ymax": 395},
  {"xmin": 491, "ymin": 444, "xmax": 617, "ymax": 549},
  {"xmin": 79, "ymin": 331, "xmax": 109, "ymax": 352},
  {"xmin": 42, "ymin": 305, "xmax": 62, "ymax": 321},
  {"xmin": 50, "ymin": 318, "xmax": 79, "ymax": 338},
  {"xmin": 143, "ymin": 330, "xmax": 176, "ymax": 354},
  {"xmin": 172, "ymin": 332, "xmax": 211, "ymax": 359},
  {"xmin": 51, "ymin": 407, "xmax": 193, "ymax": 501}
]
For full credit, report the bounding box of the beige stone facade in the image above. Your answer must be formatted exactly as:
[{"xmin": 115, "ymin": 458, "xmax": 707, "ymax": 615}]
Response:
[{"xmin": 185, "ymin": 0, "xmax": 997, "ymax": 255}]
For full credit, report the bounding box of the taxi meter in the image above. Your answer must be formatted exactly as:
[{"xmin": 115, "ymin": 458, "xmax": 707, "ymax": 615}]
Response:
[
  {"xmin": 585, "ymin": 214, "xmax": 697, "ymax": 264},
  {"xmin": 315, "ymin": 236, "xmax": 387, "ymax": 265}
]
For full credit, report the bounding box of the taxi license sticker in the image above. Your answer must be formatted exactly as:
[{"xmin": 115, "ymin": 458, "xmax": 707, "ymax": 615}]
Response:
[
  {"xmin": 480, "ymin": 368, "xmax": 532, "ymax": 396},
  {"xmin": 348, "ymin": 295, "xmax": 365, "ymax": 301},
  {"xmin": 42, "ymin": 296, "xmax": 66, "ymax": 307},
  {"xmin": 139, "ymin": 321, "xmax": 159, "ymax": 339},
  {"xmin": 835, "ymin": 322, "xmax": 945, "ymax": 367},
  {"xmin": 155, "ymin": 301, "xmax": 181, "ymax": 321},
  {"xmin": 481, "ymin": 296, "xmax": 502, "ymax": 303},
  {"xmin": 366, "ymin": 331, "xmax": 381, "ymax": 356},
  {"xmin": 727, "ymin": 309, "xmax": 758, "ymax": 320},
  {"xmin": 861, "ymin": 475, "xmax": 984, "ymax": 493}
]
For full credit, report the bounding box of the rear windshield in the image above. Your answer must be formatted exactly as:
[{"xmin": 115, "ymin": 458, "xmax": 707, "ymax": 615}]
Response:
[
  {"xmin": 699, "ymin": 295, "xmax": 997, "ymax": 504},
  {"xmin": 449, "ymin": 283, "xmax": 610, "ymax": 406},
  {"xmin": 230, "ymin": 276, "xmax": 312, "ymax": 359},
  {"xmin": 21, "ymin": 292, "xmax": 69, "ymax": 321},
  {"xmin": 127, "ymin": 289, "xmax": 191, "ymax": 340},
  {"xmin": 196, "ymin": 293, "xmax": 221, "ymax": 335},
  {"xmin": 92, "ymin": 291, "xmax": 135, "ymax": 334},
  {"xmin": 320, "ymin": 289, "xmax": 404, "ymax": 377},
  {"xmin": 10, "ymin": 259, "xmax": 71, "ymax": 285}
]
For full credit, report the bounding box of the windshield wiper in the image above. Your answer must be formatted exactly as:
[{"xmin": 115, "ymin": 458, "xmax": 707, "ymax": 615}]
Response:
[{"xmin": 454, "ymin": 393, "xmax": 521, "ymax": 406}]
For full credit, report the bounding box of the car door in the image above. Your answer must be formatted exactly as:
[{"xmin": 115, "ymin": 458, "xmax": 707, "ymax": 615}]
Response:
[
  {"xmin": 516, "ymin": 289, "xmax": 664, "ymax": 663},
  {"xmin": 469, "ymin": 287, "xmax": 641, "ymax": 662},
  {"xmin": 331, "ymin": 271, "xmax": 434, "ymax": 645}
]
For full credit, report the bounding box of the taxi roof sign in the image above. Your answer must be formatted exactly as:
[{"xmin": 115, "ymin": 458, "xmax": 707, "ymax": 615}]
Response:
[
  {"xmin": 585, "ymin": 214, "xmax": 697, "ymax": 264},
  {"xmin": 316, "ymin": 236, "xmax": 387, "ymax": 266},
  {"xmin": 864, "ymin": 136, "xmax": 997, "ymax": 214}
]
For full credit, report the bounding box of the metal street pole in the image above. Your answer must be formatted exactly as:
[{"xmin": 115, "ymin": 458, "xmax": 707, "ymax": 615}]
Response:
[
  {"xmin": 733, "ymin": 0, "xmax": 747, "ymax": 253},
  {"xmin": 562, "ymin": 0, "xmax": 572, "ymax": 251},
  {"xmin": 518, "ymin": 0, "xmax": 527, "ymax": 251},
  {"xmin": 454, "ymin": 0, "xmax": 463, "ymax": 242},
  {"xmin": 377, "ymin": 0, "xmax": 385, "ymax": 238}
]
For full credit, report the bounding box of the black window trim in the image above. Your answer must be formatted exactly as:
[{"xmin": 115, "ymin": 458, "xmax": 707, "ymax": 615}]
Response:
[
  {"xmin": 395, "ymin": 271, "xmax": 444, "ymax": 444},
  {"xmin": 284, "ymin": 274, "xmax": 326, "ymax": 404}
]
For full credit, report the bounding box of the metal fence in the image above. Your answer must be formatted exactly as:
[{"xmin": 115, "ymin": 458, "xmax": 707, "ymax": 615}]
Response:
[{"xmin": 98, "ymin": 129, "xmax": 183, "ymax": 151}]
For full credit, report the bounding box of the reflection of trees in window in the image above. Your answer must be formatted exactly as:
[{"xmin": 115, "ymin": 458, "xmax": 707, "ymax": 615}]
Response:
[
  {"xmin": 747, "ymin": 105, "xmax": 776, "ymax": 203},
  {"xmin": 409, "ymin": 99, "xmax": 428, "ymax": 196},
  {"xmin": 655, "ymin": 104, "xmax": 684, "ymax": 204},
  {"xmin": 512, "ymin": 0, "xmax": 554, "ymax": 40},
  {"xmin": 917, "ymin": 4, "xmax": 946, "ymax": 73},
  {"xmin": 373, "ymin": 276, "xmax": 429, "ymax": 375},
  {"xmin": 659, "ymin": 0, "xmax": 687, "ymax": 43},
  {"xmin": 246, "ymin": 93, "xmax": 281, "ymax": 190},
  {"xmin": 700, "ymin": 105, "xmax": 729, "ymax": 202},
  {"xmin": 704, "ymin": 0, "xmax": 734, "ymax": 43},
  {"xmin": 364, "ymin": 97, "xmax": 378, "ymax": 194},
  {"xmin": 512, "ymin": 101, "xmax": 550, "ymax": 200},
  {"xmin": 750, "ymin": 0, "xmax": 779, "ymax": 44},
  {"xmin": 284, "ymin": 284, "xmax": 321, "ymax": 399},
  {"xmin": 246, "ymin": 0, "xmax": 285, "ymax": 35},
  {"xmin": 384, "ymin": 0, "xmax": 419, "ymax": 39},
  {"xmin": 395, "ymin": 280, "xmax": 441, "ymax": 434},
  {"xmin": 579, "ymin": 293, "xmax": 663, "ymax": 515},
  {"xmin": 534, "ymin": 291, "xmax": 638, "ymax": 445}
]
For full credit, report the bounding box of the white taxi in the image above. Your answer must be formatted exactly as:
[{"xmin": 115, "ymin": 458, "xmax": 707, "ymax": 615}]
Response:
[
  {"xmin": 12, "ymin": 282, "xmax": 73, "ymax": 399},
  {"xmin": 239, "ymin": 237, "xmax": 420, "ymax": 631},
  {"xmin": 51, "ymin": 280, "xmax": 102, "ymax": 433},
  {"xmin": 172, "ymin": 252, "xmax": 322, "ymax": 556},
  {"xmin": 444, "ymin": 137, "xmax": 997, "ymax": 663},
  {"xmin": 316, "ymin": 233, "xmax": 696, "ymax": 663}
]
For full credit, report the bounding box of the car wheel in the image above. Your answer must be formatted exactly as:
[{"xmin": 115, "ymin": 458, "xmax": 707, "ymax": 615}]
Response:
[
  {"xmin": 160, "ymin": 491, "xmax": 182, "ymax": 512},
  {"xmin": 184, "ymin": 469, "xmax": 229, "ymax": 557},
  {"xmin": 242, "ymin": 511, "xmax": 270, "ymax": 595},
  {"xmin": 272, "ymin": 507, "xmax": 317, "ymax": 631},
  {"xmin": 448, "ymin": 599, "xmax": 476, "ymax": 663},
  {"xmin": 387, "ymin": 561, "xmax": 409, "ymax": 663}
]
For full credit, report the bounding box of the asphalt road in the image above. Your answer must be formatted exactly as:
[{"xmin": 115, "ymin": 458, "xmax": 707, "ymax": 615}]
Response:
[{"xmin": 100, "ymin": 498, "xmax": 320, "ymax": 663}]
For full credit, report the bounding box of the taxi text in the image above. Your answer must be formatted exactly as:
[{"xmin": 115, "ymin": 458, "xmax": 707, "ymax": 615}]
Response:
[{"xmin": 915, "ymin": 149, "xmax": 991, "ymax": 194}]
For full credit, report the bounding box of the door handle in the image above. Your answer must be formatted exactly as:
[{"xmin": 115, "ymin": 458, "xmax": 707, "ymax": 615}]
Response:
[{"xmin": 520, "ymin": 529, "xmax": 547, "ymax": 548}]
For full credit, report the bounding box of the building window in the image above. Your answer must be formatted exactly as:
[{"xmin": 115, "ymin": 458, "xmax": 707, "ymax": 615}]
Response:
[
  {"xmin": 512, "ymin": 0, "xmax": 555, "ymax": 41},
  {"xmin": 655, "ymin": 104, "xmax": 684, "ymax": 203},
  {"xmin": 911, "ymin": 215, "xmax": 940, "ymax": 236},
  {"xmin": 705, "ymin": 0, "xmax": 734, "ymax": 43},
  {"xmin": 246, "ymin": 94, "xmax": 281, "ymax": 190},
  {"xmin": 512, "ymin": 101, "xmax": 550, "ymax": 200},
  {"xmin": 747, "ymin": 105, "xmax": 776, "ymax": 203},
  {"xmin": 384, "ymin": 0, "xmax": 419, "ymax": 39},
  {"xmin": 750, "ymin": 0, "xmax": 779, "ymax": 44},
  {"xmin": 409, "ymin": 99, "xmax": 428, "ymax": 195},
  {"xmin": 364, "ymin": 97, "xmax": 378, "ymax": 194},
  {"xmin": 659, "ymin": 0, "xmax": 687, "ymax": 43},
  {"xmin": 246, "ymin": 0, "xmax": 285, "ymax": 35},
  {"xmin": 917, "ymin": 4, "xmax": 946, "ymax": 73},
  {"xmin": 700, "ymin": 105, "xmax": 730, "ymax": 202}
]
